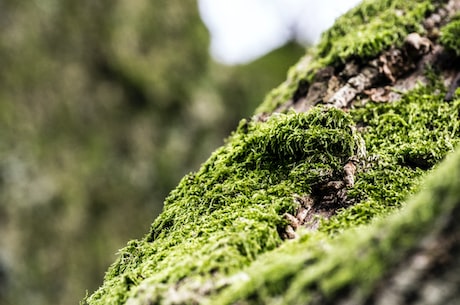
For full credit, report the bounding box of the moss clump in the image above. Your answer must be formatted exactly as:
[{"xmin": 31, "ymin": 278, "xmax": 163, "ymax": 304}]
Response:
[
  {"xmin": 207, "ymin": 75, "xmax": 460, "ymax": 305},
  {"xmin": 212, "ymin": 137, "xmax": 460, "ymax": 305},
  {"xmin": 316, "ymin": 0, "xmax": 436, "ymax": 66},
  {"xmin": 321, "ymin": 79, "xmax": 460, "ymax": 234},
  {"xmin": 85, "ymin": 108, "xmax": 361, "ymax": 304},
  {"xmin": 257, "ymin": 0, "xmax": 443, "ymax": 114},
  {"xmin": 440, "ymin": 13, "xmax": 460, "ymax": 56}
]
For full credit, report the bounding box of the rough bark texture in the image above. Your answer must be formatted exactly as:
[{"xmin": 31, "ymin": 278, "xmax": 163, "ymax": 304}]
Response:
[{"xmin": 85, "ymin": 0, "xmax": 460, "ymax": 304}]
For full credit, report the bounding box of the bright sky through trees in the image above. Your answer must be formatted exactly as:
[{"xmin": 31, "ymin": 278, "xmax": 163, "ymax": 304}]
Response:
[{"xmin": 198, "ymin": 0, "xmax": 361, "ymax": 65}]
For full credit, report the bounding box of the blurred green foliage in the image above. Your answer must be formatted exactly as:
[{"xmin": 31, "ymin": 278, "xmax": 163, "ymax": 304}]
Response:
[{"xmin": 0, "ymin": 1, "xmax": 303, "ymax": 304}]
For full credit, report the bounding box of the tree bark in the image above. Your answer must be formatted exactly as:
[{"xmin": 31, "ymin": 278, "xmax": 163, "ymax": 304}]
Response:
[{"xmin": 85, "ymin": 1, "xmax": 460, "ymax": 304}]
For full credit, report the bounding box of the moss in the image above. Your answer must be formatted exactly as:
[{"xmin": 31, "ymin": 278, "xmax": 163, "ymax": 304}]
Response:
[
  {"xmin": 256, "ymin": 53, "xmax": 314, "ymax": 114},
  {"xmin": 321, "ymin": 79, "xmax": 460, "ymax": 234},
  {"xmin": 440, "ymin": 13, "xmax": 460, "ymax": 56},
  {"xmin": 257, "ymin": 0, "xmax": 443, "ymax": 114},
  {"xmin": 86, "ymin": 72, "xmax": 460, "ymax": 304},
  {"xmin": 207, "ymin": 80, "xmax": 460, "ymax": 304},
  {"xmin": 315, "ymin": 0, "xmax": 436, "ymax": 66},
  {"xmin": 85, "ymin": 108, "xmax": 361, "ymax": 304},
  {"xmin": 84, "ymin": 0, "xmax": 460, "ymax": 304},
  {"xmin": 212, "ymin": 126, "xmax": 460, "ymax": 305}
]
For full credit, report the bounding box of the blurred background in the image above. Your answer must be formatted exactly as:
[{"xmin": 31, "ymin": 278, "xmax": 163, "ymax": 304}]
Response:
[{"xmin": 0, "ymin": 1, "xmax": 357, "ymax": 304}]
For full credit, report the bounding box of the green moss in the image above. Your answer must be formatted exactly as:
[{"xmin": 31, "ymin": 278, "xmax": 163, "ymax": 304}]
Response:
[
  {"xmin": 322, "ymin": 80, "xmax": 460, "ymax": 234},
  {"xmin": 257, "ymin": 0, "xmax": 443, "ymax": 114},
  {"xmin": 212, "ymin": 126, "xmax": 460, "ymax": 305},
  {"xmin": 440, "ymin": 13, "xmax": 460, "ymax": 56},
  {"xmin": 208, "ymin": 81, "xmax": 460, "ymax": 304},
  {"xmin": 84, "ymin": 0, "xmax": 460, "ymax": 304},
  {"xmin": 86, "ymin": 72, "xmax": 460, "ymax": 304},
  {"xmin": 85, "ymin": 108, "xmax": 361, "ymax": 304},
  {"xmin": 315, "ymin": 0, "xmax": 436, "ymax": 66}
]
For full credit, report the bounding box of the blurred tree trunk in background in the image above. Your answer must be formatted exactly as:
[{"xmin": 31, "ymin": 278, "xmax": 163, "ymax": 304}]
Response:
[{"xmin": 0, "ymin": 1, "xmax": 304, "ymax": 304}]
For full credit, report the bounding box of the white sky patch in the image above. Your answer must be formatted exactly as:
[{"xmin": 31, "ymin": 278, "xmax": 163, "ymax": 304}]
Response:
[{"xmin": 198, "ymin": 0, "xmax": 362, "ymax": 65}]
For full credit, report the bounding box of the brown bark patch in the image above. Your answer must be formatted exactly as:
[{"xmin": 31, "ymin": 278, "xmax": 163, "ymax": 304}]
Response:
[{"xmin": 282, "ymin": 160, "xmax": 357, "ymax": 239}]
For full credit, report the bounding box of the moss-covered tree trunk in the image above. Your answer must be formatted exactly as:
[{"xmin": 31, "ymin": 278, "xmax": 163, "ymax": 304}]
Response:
[
  {"xmin": 85, "ymin": 0, "xmax": 460, "ymax": 304},
  {"xmin": 0, "ymin": 1, "xmax": 302, "ymax": 304}
]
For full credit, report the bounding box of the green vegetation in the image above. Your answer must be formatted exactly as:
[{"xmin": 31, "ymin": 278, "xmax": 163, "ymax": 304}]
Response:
[
  {"xmin": 86, "ymin": 107, "xmax": 360, "ymax": 304},
  {"xmin": 84, "ymin": 0, "xmax": 460, "ymax": 303},
  {"xmin": 85, "ymin": 77, "xmax": 460, "ymax": 303},
  {"xmin": 257, "ymin": 0, "xmax": 444, "ymax": 113},
  {"xmin": 213, "ymin": 134, "xmax": 460, "ymax": 304},
  {"xmin": 322, "ymin": 77, "xmax": 459, "ymax": 233},
  {"xmin": 315, "ymin": 0, "xmax": 435, "ymax": 65}
]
